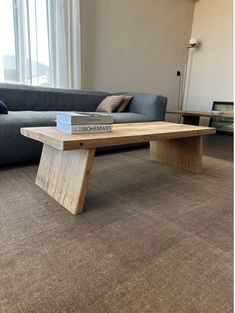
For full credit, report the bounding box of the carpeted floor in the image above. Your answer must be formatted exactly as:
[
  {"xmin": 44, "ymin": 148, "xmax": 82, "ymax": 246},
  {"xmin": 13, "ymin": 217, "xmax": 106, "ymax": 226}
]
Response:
[{"xmin": 0, "ymin": 149, "xmax": 233, "ymax": 313}]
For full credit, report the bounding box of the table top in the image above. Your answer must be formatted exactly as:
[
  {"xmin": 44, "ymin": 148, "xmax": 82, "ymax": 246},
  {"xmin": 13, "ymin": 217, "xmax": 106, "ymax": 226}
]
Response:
[
  {"xmin": 166, "ymin": 110, "xmax": 234, "ymax": 118},
  {"xmin": 21, "ymin": 122, "xmax": 216, "ymax": 151}
]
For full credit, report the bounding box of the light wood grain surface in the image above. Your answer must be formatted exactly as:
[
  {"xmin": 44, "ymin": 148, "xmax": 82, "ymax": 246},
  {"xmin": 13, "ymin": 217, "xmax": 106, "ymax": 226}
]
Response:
[
  {"xmin": 166, "ymin": 110, "xmax": 234, "ymax": 118},
  {"xmin": 21, "ymin": 122, "xmax": 216, "ymax": 150},
  {"xmin": 36, "ymin": 145, "xmax": 95, "ymax": 214},
  {"xmin": 150, "ymin": 136, "xmax": 203, "ymax": 173}
]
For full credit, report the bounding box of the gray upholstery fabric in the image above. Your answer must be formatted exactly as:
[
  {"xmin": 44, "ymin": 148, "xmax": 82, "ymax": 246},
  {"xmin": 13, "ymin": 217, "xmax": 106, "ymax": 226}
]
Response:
[
  {"xmin": 0, "ymin": 111, "xmax": 57, "ymax": 126},
  {"xmin": 0, "ymin": 83, "xmax": 109, "ymax": 111},
  {"xmin": 0, "ymin": 111, "xmax": 56, "ymax": 165},
  {"xmin": 113, "ymin": 92, "xmax": 167, "ymax": 121},
  {"xmin": 0, "ymin": 85, "xmax": 167, "ymax": 166},
  {"xmin": 111, "ymin": 113, "xmax": 152, "ymax": 123}
]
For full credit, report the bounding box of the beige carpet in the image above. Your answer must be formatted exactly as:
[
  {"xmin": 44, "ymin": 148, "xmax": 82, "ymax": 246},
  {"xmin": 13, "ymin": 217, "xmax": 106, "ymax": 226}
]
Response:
[{"xmin": 0, "ymin": 149, "xmax": 233, "ymax": 313}]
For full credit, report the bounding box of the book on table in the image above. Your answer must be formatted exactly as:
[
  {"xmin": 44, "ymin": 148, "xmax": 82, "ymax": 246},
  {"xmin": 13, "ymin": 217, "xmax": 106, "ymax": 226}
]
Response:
[
  {"xmin": 57, "ymin": 122, "xmax": 112, "ymax": 134},
  {"xmin": 56, "ymin": 112, "xmax": 113, "ymax": 125},
  {"xmin": 56, "ymin": 112, "xmax": 113, "ymax": 134}
]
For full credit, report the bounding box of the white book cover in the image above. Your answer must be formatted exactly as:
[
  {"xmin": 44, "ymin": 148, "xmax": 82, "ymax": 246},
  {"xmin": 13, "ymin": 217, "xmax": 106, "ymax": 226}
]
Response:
[
  {"xmin": 57, "ymin": 122, "xmax": 113, "ymax": 134},
  {"xmin": 56, "ymin": 112, "xmax": 113, "ymax": 125}
]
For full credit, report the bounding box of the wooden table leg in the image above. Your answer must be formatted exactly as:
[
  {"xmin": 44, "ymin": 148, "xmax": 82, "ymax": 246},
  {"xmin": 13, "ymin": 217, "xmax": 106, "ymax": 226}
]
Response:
[
  {"xmin": 150, "ymin": 136, "xmax": 202, "ymax": 174},
  {"xmin": 36, "ymin": 144, "xmax": 95, "ymax": 214}
]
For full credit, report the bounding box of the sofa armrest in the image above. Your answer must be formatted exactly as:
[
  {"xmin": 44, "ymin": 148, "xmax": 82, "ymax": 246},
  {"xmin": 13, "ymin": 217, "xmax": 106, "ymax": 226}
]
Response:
[{"xmin": 113, "ymin": 92, "xmax": 167, "ymax": 121}]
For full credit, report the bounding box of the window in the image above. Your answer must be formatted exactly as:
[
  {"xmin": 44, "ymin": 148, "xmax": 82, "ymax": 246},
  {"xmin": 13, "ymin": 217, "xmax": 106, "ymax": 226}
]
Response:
[
  {"xmin": 0, "ymin": 0, "xmax": 81, "ymax": 89},
  {"xmin": 0, "ymin": 0, "xmax": 50, "ymax": 86},
  {"xmin": 0, "ymin": 0, "xmax": 16, "ymax": 82}
]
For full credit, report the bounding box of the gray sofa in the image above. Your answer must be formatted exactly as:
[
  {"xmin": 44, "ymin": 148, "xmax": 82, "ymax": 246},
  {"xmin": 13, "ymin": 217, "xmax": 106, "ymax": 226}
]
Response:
[{"xmin": 0, "ymin": 84, "xmax": 167, "ymax": 166}]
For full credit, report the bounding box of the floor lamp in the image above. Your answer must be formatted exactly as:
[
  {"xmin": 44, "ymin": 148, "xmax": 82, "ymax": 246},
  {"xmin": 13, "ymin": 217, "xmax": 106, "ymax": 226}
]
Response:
[{"xmin": 179, "ymin": 38, "xmax": 201, "ymax": 123}]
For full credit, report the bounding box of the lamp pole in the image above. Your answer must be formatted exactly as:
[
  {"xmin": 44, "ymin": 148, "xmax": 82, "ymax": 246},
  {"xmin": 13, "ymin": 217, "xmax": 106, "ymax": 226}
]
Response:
[{"xmin": 181, "ymin": 38, "xmax": 201, "ymax": 116}]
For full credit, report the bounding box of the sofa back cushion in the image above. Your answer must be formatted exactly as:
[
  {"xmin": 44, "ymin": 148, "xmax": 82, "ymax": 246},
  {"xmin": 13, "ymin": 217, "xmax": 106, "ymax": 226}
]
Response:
[{"xmin": 0, "ymin": 84, "xmax": 109, "ymax": 112}]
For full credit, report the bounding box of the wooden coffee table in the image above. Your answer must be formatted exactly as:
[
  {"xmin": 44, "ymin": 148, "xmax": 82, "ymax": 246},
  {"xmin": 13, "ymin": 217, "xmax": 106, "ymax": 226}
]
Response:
[
  {"xmin": 21, "ymin": 122, "xmax": 215, "ymax": 215},
  {"xmin": 167, "ymin": 110, "xmax": 234, "ymax": 125}
]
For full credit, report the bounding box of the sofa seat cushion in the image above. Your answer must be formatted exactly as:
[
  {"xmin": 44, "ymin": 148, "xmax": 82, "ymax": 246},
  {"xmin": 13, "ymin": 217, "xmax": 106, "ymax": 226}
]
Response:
[
  {"xmin": 0, "ymin": 111, "xmax": 58, "ymax": 166},
  {"xmin": 110, "ymin": 112, "xmax": 152, "ymax": 124},
  {"xmin": 0, "ymin": 111, "xmax": 57, "ymax": 128},
  {"xmin": 0, "ymin": 111, "xmax": 152, "ymax": 128}
]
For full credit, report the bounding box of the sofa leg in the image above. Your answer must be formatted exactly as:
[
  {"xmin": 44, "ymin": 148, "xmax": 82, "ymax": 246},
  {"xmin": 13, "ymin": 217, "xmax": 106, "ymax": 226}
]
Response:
[
  {"xmin": 150, "ymin": 136, "xmax": 203, "ymax": 174},
  {"xmin": 36, "ymin": 144, "xmax": 95, "ymax": 214}
]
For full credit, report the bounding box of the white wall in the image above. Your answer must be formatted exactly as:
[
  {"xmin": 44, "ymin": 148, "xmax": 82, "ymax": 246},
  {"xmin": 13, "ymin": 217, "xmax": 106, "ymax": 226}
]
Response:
[
  {"xmin": 184, "ymin": 0, "xmax": 233, "ymax": 112},
  {"xmin": 80, "ymin": 0, "xmax": 195, "ymax": 113}
]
